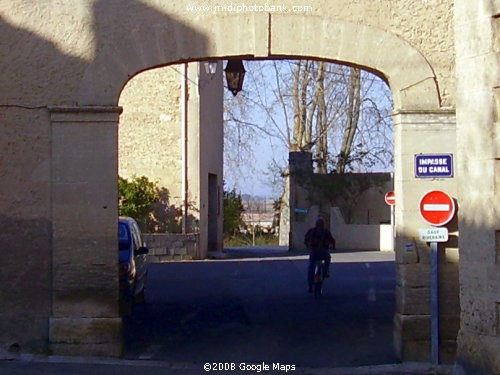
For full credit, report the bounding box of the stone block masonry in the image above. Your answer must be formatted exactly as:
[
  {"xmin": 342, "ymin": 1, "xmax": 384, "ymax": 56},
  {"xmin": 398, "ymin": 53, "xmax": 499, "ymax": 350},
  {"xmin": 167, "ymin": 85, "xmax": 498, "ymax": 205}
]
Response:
[
  {"xmin": 143, "ymin": 233, "xmax": 200, "ymax": 262},
  {"xmin": 4, "ymin": 1, "xmax": 498, "ymax": 371}
]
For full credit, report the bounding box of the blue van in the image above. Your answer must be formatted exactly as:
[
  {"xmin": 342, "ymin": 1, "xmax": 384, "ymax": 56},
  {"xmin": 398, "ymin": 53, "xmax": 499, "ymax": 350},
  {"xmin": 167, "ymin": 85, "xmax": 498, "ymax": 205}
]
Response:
[{"xmin": 118, "ymin": 217, "xmax": 149, "ymax": 308}]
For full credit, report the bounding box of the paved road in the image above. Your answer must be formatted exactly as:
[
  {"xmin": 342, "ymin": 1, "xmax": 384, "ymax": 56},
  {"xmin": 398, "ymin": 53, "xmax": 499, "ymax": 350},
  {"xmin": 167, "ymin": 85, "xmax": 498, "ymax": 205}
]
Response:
[
  {"xmin": 0, "ymin": 356, "xmax": 451, "ymax": 375},
  {"xmin": 0, "ymin": 250, "xmax": 453, "ymax": 374},
  {"xmin": 123, "ymin": 250, "xmax": 398, "ymax": 368}
]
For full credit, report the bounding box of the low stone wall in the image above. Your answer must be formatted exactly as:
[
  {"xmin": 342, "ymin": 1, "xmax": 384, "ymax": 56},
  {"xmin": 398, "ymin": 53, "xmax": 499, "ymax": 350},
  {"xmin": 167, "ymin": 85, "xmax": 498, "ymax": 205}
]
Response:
[{"xmin": 143, "ymin": 233, "xmax": 200, "ymax": 262}]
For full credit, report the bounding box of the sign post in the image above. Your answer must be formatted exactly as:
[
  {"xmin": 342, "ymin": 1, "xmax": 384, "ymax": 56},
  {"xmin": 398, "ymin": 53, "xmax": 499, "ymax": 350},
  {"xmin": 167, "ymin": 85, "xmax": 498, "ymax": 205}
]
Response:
[
  {"xmin": 384, "ymin": 192, "xmax": 395, "ymax": 251},
  {"xmin": 418, "ymin": 190, "xmax": 455, "ymax": 365},
  {"xmin": 430, "ymin": 241, "xmax": 439, "ymax": 365}
]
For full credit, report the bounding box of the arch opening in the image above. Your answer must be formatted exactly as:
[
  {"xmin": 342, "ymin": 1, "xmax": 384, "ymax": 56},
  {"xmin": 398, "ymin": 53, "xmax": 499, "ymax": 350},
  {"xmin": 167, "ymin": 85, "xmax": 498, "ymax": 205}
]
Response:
[{"xmin": 116, "ymin": 57, "xmax": 397, "ymax": 367}]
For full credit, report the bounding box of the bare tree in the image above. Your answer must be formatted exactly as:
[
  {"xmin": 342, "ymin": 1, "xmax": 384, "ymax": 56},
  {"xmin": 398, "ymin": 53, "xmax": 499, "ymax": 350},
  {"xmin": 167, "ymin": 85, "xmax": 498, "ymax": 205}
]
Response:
[
  {"xmin": 223, "ymin": 60, "xmax": 393, "ymax": 193},
  {"xmin": 337, "ymin": 67, "xmax": 361, "ymax": 173}
]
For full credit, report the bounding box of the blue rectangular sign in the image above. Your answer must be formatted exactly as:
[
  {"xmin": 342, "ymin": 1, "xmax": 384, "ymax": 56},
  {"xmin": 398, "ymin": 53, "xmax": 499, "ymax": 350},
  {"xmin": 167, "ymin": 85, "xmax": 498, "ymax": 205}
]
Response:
[{"xmin": 415, "ymin": 154, "xmax": 453, "ymax": 178}]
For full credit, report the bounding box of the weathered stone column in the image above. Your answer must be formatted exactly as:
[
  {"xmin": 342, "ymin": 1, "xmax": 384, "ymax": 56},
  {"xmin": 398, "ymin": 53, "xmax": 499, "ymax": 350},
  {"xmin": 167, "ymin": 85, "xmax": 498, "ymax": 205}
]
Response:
[
  {"xmin": 288, "ymin": 151, "xmax": 315, "ymax": 251},
  {"xmin": 454, "ymin": 1, "xmax": 500, "ymax": 373},
  {"xmin": 392, "ymin": 110, "xmax": 459, "ymax": 363},
  {"xmin": 49, "ymin": 106, "xmax": 122, "ymax": 356}
]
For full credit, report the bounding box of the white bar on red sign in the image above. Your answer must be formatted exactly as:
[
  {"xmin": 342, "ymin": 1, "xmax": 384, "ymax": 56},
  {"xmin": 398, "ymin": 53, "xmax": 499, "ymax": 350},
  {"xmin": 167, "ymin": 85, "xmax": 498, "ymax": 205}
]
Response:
[{"xmin": 423, "ymin": 204, "xmax": 450, "ymax": 211}]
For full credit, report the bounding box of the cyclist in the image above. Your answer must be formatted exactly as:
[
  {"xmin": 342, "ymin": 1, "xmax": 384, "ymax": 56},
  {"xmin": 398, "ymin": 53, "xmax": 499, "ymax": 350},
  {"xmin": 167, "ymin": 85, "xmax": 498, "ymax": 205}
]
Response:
[{"xmin": 304, "ymin": 217, "xmax": 336, "ymax": 293}]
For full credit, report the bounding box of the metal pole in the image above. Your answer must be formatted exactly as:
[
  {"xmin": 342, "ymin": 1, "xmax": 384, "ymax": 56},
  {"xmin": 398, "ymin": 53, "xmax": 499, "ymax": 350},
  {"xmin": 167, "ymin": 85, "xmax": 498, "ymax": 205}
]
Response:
[
  {"xmin": 431, "ymin": 241, "xmax": 439, "ymax": 364},
  {"xmin": 391, "ymin": 204, "xmax": 395, "ymax": 251},
  {"xmin": 181, "ymin": 63, "xmax": 189, "ymax": 234}
]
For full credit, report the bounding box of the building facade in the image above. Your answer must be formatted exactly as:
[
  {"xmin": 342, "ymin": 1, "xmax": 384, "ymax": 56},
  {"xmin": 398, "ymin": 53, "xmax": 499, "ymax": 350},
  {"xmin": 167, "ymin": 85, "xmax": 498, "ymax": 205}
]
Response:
[
  {"xmin": 118, "ymin": 62, "xmax": 224, "ymax": 253},
  {"xmin": 0, "ymin": 1, "xmax": 498, "ymax": 373}
]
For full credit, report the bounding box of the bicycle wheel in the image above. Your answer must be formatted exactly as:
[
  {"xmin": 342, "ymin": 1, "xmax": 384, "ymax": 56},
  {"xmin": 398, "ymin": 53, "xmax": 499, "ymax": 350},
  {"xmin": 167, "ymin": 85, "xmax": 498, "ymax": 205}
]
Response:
[
  {"xmin": 314, "ymin": 280, "xmax": 322, "ymax": 299},
  {"xmin": 313, "ymin": 263, "xmax": 323, "ymax": 299}
]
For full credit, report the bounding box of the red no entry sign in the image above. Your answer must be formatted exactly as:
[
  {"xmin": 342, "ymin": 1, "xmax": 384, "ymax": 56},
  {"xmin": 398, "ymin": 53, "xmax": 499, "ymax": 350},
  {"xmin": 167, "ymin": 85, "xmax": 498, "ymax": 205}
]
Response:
[
  {"xmin": 384, "ymin": 191, "xmax": 395, "ymax": 206},
  {"xmin": 419, "ymin": 190, "xmax": 455, "ymax": 226}
]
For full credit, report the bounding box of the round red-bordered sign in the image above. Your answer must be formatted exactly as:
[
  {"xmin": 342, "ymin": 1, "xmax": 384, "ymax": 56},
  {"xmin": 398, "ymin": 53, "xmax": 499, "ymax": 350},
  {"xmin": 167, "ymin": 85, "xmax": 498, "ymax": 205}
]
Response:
[
  {"xmin": 419, "ymin": 190, "xmax": 455, "ymax": 226},
  {"xmin": 384, "ymin": 191, "xmax": 395, "ymax": 206}
]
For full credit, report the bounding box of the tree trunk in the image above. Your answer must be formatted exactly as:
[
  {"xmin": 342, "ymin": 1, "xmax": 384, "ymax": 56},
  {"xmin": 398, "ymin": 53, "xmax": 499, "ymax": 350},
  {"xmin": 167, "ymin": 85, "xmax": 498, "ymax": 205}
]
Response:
[
  {"xmin": 315, "ymin": 62, "xmax": 328, "ymax": 173},
  {"xmin": 292, "ymin": 61, "xmax": 313, "ymax": 151},
  {"xmin": 337, "ymin": 67, "xmax": 361, "ymax": 173}
]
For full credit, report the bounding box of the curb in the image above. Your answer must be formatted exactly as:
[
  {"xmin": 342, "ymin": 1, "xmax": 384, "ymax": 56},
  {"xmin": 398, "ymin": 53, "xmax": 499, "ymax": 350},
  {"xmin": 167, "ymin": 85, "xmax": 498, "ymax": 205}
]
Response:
[
  {"xmin": 301, "ymin": 362, "xmax": 453, "ymax": 374},
  {"xmin": 0, "ymin": 353, "xmax": 453, "ymax": 375}
]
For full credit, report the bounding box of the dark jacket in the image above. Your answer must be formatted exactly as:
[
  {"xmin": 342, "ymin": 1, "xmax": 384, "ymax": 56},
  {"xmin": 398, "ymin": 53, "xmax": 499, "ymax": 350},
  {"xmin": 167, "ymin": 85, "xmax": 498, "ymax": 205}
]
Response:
[{"xmin": 304, "ymin": 226, "xmax": 335, "ymax": 251}]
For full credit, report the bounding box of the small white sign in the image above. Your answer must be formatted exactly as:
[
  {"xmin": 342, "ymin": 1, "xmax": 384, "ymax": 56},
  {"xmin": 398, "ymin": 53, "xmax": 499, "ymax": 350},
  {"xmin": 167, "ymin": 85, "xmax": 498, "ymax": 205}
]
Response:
[
  {"xmin": 423, "ymin": 204, "xmax": 451, "ymax": 211},
  {"xmin": 419, "ymin": 227, "xmax": 449, "ymax": 242}
]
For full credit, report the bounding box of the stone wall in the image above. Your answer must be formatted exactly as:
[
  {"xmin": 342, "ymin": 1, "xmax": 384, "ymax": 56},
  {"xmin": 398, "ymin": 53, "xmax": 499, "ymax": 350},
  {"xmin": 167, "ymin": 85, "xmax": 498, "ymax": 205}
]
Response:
[
  {"xmin": 330, "ymin": 208, "xmax": 394, "ymax": 251},
  {"xmin": 392, "ymin": 110, "xmax": 458, "ymax": 363},
  {"xmin": 143, "ymin": 233, "xmax": 200, "ymax": 262},
  {"xmin": 286, "ymin": 151, "xmax": 393, "ymax": 251},
  {"xmin": 0, "ymin": 1, "xmax": 456, "ymax": 107},
  {"xmin": 394, "ymin": 243, "xmax": 460, "ymax": 364},
  {"xmin": 118, "ymin": 62, "xmax": 224, "ymax": 251},
  {"xmin": 49, "ymin": 107, "xmax": 123, "ymax": 357},
  {"xmin": 0, "ymin": 0, "xmax": 462, "ymax": 361},
  {"xmin": 119, "ymin": 67, "xmax": 183, "ymax": 209},
  {"xmin": 454, "ymin": 1, "xmax": 500, "ymax": 374}
]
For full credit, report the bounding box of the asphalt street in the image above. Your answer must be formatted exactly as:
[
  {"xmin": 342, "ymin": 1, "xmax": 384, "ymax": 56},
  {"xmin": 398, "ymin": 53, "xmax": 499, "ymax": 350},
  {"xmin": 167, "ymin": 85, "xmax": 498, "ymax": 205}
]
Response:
[
  {"xmin": 0, "ymin": 249, "xmax": 453, "ymax": 374},
  {"xmin": 123, "ymin": 249, "xmax": 398, "ymax": 368}
]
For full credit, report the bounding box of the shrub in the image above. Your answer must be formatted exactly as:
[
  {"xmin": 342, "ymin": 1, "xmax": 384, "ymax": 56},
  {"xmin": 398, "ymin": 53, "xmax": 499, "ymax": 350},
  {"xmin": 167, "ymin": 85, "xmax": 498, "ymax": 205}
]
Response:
[
  {"xmin": 118, "ymin": 176, "xmax": 159, "ymax": 229},
  {"xmin": 223, "ymin": 188, "xmax": 244, "ymax": 235}
]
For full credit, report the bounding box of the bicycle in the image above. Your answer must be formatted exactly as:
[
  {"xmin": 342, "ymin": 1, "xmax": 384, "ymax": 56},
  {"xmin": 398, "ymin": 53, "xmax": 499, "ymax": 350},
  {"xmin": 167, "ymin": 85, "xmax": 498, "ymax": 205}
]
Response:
[{"xmin": 313, "ymin": 259, "xmax": 327, "ymax": 299}]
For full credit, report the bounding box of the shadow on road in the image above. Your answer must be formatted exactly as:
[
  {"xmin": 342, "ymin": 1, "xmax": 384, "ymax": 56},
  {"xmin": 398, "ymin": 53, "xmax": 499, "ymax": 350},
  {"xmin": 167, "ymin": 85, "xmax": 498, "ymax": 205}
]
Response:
[
  {"xmin": 123, "ymin": 250, "xmax": 398, "ymax": 369},
  {"xmin": 215, "ymin": 246, "xmax": 393, "ymax": 260}
]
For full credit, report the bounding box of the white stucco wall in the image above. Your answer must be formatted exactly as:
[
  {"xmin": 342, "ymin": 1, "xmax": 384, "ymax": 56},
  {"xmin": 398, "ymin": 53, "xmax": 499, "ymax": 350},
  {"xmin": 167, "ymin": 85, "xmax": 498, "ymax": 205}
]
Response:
[{"xmin": 331, "ymin": 207, "xmax": 394, "ymax": 251}]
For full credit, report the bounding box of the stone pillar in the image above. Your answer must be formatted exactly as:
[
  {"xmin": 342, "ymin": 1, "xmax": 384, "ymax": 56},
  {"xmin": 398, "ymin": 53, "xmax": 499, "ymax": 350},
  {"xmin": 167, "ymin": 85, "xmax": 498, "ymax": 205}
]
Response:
[
  {"xmin": 288, "ymin": 151, "xmax": 314, "ymax": 250},
  {"xmin": 279, "ymin": 174, "xmax": 291, "ymax": 246},
  {"xmin": 392, "ymin": 110, "xmax": 459, "ymax": 363},
  {"xmin": 49, "ymin": 106, "xmax": 122, "ymax": 356},
  {"xmin": 454, "ymin": 1, "xmax": 500, "ymax": 374}
]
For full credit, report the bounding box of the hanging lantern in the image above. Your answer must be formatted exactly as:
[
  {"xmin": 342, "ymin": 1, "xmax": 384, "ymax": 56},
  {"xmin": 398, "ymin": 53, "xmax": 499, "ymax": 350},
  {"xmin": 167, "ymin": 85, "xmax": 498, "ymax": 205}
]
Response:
[{"xmin": 224, "ymin": 59, "xmax": 246, "ymax": 96}]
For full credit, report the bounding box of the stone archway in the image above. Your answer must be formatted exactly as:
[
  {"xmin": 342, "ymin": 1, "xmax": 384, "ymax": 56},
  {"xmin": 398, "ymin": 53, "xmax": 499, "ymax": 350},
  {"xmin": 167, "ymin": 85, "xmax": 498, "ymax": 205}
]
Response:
[
  {"xmin": 78, "ymin": 14, "xmax": 440, "ymax": 111},
  {"xmin": 1, "ymin": 1, "xmax": 464, "ymax": 364},
  {"xmin": 69, "ymin": 12, "xmax": 454, "ymax": 361},
  {"xmin": 3, "ymin": 1, "xmax": 499, "ymax": 372}
]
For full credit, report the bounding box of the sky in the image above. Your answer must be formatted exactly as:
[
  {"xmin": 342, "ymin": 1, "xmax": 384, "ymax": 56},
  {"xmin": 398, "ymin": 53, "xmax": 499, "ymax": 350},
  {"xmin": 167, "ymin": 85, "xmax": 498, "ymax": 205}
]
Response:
[
  {"xmin": 225, "ymin": 129, "xmax": 288, "ymax": 199},
  {"xmin": 222, "ymin": 60, "xmax": 394, "ymax": 200}
]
